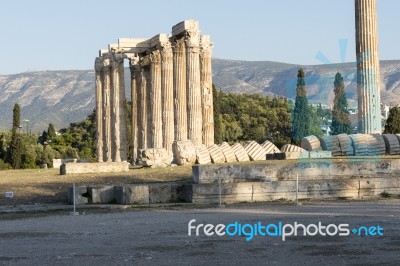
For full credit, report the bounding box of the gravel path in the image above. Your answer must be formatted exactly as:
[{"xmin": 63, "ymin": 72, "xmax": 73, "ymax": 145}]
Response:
[{"xmin": 0, "ymin": 200, "xmax": 399, "ymax": 265}]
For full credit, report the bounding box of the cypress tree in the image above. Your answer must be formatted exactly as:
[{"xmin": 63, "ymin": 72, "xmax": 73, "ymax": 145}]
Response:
[
  {"xmin": 9, "ymin": 103, "xmax": 23, "ymax": 169},
  {"xmin": 384, "ymin": 106, "xmax": 400, "ymax": 134},
  {"xmin": 291, "ymin": 69, "xmax": 310, "ymax": 143},
  {"xmin": 330, "ymin": 72, "xmax": 351, "ymax": 135},
  {"xmin": 48, "ymin": 123, "xmax": 56, "ymax": 139}
]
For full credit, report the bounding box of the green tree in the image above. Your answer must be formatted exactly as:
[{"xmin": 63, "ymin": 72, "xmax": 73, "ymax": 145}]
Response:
[
  {"xmin": 330, "ymin": 72, "xmax": 351, "ymax": 135},
  {"xmin": 384, "ymin": 106, "xmax": 400, "ymax": 134},
  {"xmin": 8, "ymin": 103, "xmax": 23, "ymax": 169},
  {"xmin": 291, "ymin": 69, "xmax": 311, "ymax": 143},
  {"xmin": 48, "ymin": 123, "xmax": 57, "ymax": 139}
]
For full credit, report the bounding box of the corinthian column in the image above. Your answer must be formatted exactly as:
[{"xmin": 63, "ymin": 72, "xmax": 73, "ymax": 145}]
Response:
[
  {"xmin": 95, "ymin": 57, "xmax": 104, "ymax": 162},
  {"xmin": 173, "ymin": 38, "xmax": 188, "ymax": 141},
  {"xmin": 139, "ymin": 55, "xmax": 150, "ymax": 149},
  {"xmin": 160, "ymin": 41, "xmax": 174, "ymax": 155},
  {"xmin": 200, "ymin": 36, "xmax": 214, "ymax": 147},
  {"xmin": 111, "ymin": 54, "xmax": 124, "ymax": 162},
  {"xmin": 185, "ymin": 28, "xmax": 203, "ymax": 146},
  {"xmin": 102, "ymin": 57, "xmax": 112, "ymax": 162},
  {"xmin": 355, "ymin": 0, "xmax": 381, "ymax": 133},
  {"xmin": 150, "ymin": 50, "xmax": 163, "ymax": 148},
  {"xmin": 130, "ymin": 56, "xmax": 140, "ymax": 163}
]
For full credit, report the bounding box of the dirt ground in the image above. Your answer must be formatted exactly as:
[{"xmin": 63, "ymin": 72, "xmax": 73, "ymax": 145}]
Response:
[
  {"xmin": 0, "ymin": 199, "xmax": 399, "ymax": 265},
  {"xmin": 0, "ymin": 167, "xmax": 192, "ymax": 205}
]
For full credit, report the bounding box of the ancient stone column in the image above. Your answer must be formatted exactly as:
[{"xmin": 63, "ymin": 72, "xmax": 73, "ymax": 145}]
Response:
[
  {"xmin": 160, "ymin": 41, "xmax": 175, "ymax": 155},
  {"xmin": 117, "ymin": 54, "xmax": 128, "ymax": 162},
  {"xmin": 149, "ymin": 50, "xmax": 163, "ymax": 148},
  {"xmin": 130, "ymin": 56, "xmax": 140, "ymax": 164},
  {"xmin": 185, "ymin": 27, "xmax": 203, "ymax": 146},
  {"xmin": 139, "ymin": 55, "xmax": 150, "ymax": 149},
  {"xmin": 94, "ymin": 57, "xmax": 104, "ymax": 162},
  {"xmin": 111, "ymin": 54, "xmax": 123, "ymax": 162},
  {"xmin": 102, "ymin": 57, "xmax": 112, "ymax": 162},
  {"xmin": 200, "ymin": 35, "xmax": 214, "ymax": 147},
  {"xmin": 173, "ymin": 38, "xmax": 188, "ymax": 141},
  {"xmin": 355, "ymin": 0, "xmax": 382, "ymax": 133}
]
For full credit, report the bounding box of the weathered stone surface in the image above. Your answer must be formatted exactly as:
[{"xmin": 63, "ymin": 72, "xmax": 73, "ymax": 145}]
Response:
[
  {"xmin": 62, "ymin": 162, "xmax": 129, "ymax": 174},
  {"xmin": 349, "ymin": 134, "xmax": 369, "ymax": 156},
  {"xmin": 337, "ymin": 134, "xmax": 353, "ymax": 156},
  {"xmin": 383, "ymin": 134, "xmax": 400, "ymax": 154},
  {"xmin": 219, "ymin": 142, "xmax": 237, "ymax": 163},
  {"xmin": 280, "ymin": 144, "xmax": 306, "ymax": 153},
  {"xmin": 149, "ymin": 185, "xmax": 172, "ymax": 203},
  {"xmin": 138, "ymin": 148, "xmax": 171, "ymax": 167},
  {"xmin": 319, "ymin": 136, "xmax": 333, "ymax": 151},
  {"xmin": 231, "ymin": 143, "xmax": 250, "ymax": 162},
  {"xmin": 244, "ymin": 141, "xmax": 267, "ymax": 161},
  {"xmin": 88, "ymin": 186, "xmax": 115, "ymax": 204},
  {"xmin": 68, "ymin": 186, "xmax": 88, "ymax": 205},
  {"xmin": 261, "ymin": 140, "xmax": 280, "ymax": 154},
  {"xmin": 115, "ymin": 185, "xmax": 149, "ymax": 204},
  {"xmin": 309, "ymin": 151, "xmax": 332, "ymax": 159},
  {"xmin": 355, "ymin": 0, "xmax": 382, "ymax": 134},
  {"xmin": 283, "ymin": 151, "xmax": 310, "ymax": 160},
  {"xmin": 369, "ymin": 134, "xmax": 386, "ymax": 155},
  {"xmin": 301, "ymin": 135, "xmax": 321, "ymax": 151},
  {"xmin": 195, "ymin": 144, "xmax": 211, "ymax": 164},
  {"xmin": 207, "ymin": 144, "xmax": 226, "ymax": 164},
  {"xmin": 172, "ymin": 140, "xmax": 196, "ymax": 166}
]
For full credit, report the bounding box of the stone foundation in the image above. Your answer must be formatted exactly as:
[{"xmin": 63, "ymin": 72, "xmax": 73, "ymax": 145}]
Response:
[{"xmin": 61, "ymin": 162, "xmax": 129, "ymax": 174}]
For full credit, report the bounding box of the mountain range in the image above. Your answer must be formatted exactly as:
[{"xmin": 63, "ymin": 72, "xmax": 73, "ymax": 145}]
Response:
[{"xmin": 1, "ymin": 59, "xmax": 399, "ymax": 132}]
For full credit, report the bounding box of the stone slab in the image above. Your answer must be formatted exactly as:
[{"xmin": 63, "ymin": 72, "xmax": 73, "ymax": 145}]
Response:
[
  {"xmin": 261, "ymin": 140, "xmax": 280, "ymax": 154},
  {"xmin": 207, "ymin": 144, "xmax": 225, "ymax": 164},
  {"xmin": 244, "ymin": 141, "xmax": 267, "ymax": 161},
  {"xmin": 231, "ymin": 143, "xmax": 250, "ymax": 162},
  {"xmin": 115, "ymin": 185, "xmax": 149, "ymax": 204},
  {"xmin": 219, "ymin": 142, "xmax": 237, "ymax": 163},
  {"xmin": 195, "ymin": 145, "xmax": 211, "ymax": 164},
  {"xmin": 61, "ymin": 162, "xmax": 129, "ymax": 174},
  {"xmin": 67, "ymin": 186, "xmax": 88, "ymax": 205},
  {"xmin": 88, "ymin": 186, "xmax": 115, "ymax": 204}
]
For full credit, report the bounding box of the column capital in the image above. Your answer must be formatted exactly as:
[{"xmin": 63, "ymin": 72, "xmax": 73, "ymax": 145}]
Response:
[
  {"xmin": 200, "ymin": 35, "xmax": 213, "ymax": 54},
  {"xmin": 185, "ymin": 28, "xmax": 200, "ymax": 48},
  {"xmin": 173, "ymin": 38, "xmax": 186, "ymax": 53},
  {"xmin": 95, "ymin": 57, "xmax": 103, "ymax": 72},
  {"xmin": 150, "ymin": 50, "xmax": 161, "ymax": 63},
  {"xmin": 140, "ymin": 54, "xmax": 150, "ymax": 67},
  {"xmin": 102, "ymin": 57, "xmax": 112, "ymax": 71}
]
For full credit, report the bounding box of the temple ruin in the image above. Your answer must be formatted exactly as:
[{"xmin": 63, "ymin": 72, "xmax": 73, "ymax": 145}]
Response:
[{"xmin": 94, "ymin": 20, "xmax": 214, "ymax": 163}]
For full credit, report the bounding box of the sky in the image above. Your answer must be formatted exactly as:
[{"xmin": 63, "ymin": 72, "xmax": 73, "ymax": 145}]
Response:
[{"xmin": 0, "ymin": 0, "xmax": 399, "ymax": 74}]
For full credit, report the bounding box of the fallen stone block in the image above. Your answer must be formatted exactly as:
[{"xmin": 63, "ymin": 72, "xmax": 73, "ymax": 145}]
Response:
[
  {"xmin": 195, "ymin": 145, "xmax": 211, "ymax": 164},
  {"xmin": 207, "ymin": 144, "xmax": 226, "ymax": 163},
  {"xmin": 172, "ymin": 140, "xmax": 196, "ymax": 166},
  {"xmin": 219, "ymin": 142, "xmax": 237, "ymax": 163},
  {"xmin": 244, "ymin": 141, "xmax": 267, "ymax": 161},
  {"xmin": 231, "ymin": 143, "xmax": 250, "ymax": 162},
  {"xmin": 301, "ymin": 135, "xmax": 321, "ymax": 151},
  {"xmin": 280, "ymin": 144, "xmax": 306, "ymax": 153},
  {"xmin": 283, "ymin": 151, "xmax": 310, "ymax": 160},
  {"xmin": 138, "ymin": 148, "xmax": 170, "ymax": 167},
  {"xmin": 261, "ymin": 140, "xmax": 280, "ymax": 154},
  {"xmin": 383, "ymin": 134, "xmax": 400, "ymax": 155},
  {"xmin": 337, "ymin": 134, "xmax": 353, "ymax": 156}
]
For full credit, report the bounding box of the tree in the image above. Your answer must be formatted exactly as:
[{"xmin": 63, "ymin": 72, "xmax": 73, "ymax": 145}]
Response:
[
  {"xmin": 384, "ymin": 106, "xmax": 400, "ymax": 134},
  {"xmin": 48, "ymin": 123, "xmax": 56, "ymax": 139},
  {"xmin": 291, "ymin": 69, "xmax": 311, "ymax": 143},
  {"xmin": 330, "ymin": 72, "xmax": 351, "ymax": 135},
  {"xmin": 8, "ymin": 103, "xmax": 23, "ymax": 169}
]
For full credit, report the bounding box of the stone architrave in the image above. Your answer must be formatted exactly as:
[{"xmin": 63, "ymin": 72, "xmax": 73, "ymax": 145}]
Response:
[
  {"xmin": 150, "ymin": 50, "xmax": 163, "ymax": 148},
  {"xmin": 102, "ymin": 57, "xmax": 112, "ymax": 162},
  {"xmin": 94, "ymin": 57, "xmax": 104, "ymax": 162},
  {"xmin": 185, "ymin": 25, "xmax": 203, "ymax": 146},
  {"xmin": 173, "ymin": 38, "xmax": 188, "ymax": 141},
  {"xmin": 355, "ymin": 0, "xmax": 382, "ymax": 133},
  {"xmin": 129, "ymin": 56, "xmax": 140, "ymax": 163},
  {"xmin": 160, "ymin": 41, "xmax": 175, "ymax": 156},
  {"xmin": 200, "ymin": 35, "xmax": 214, "ymax": 147}
]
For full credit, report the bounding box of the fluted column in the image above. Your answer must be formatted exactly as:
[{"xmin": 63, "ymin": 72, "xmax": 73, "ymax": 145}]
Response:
[
  {"xmin": 160, "ymin": 41, "xmax": 174, "ymax": 155},
  {"xmin": 139, "ymin": 55, "xmax": 150, "ymax": 149},
  {"xmin": 355, "ymin": 0, "xmax": 381, "ymax": 133},
  {"xmin": 149, "ymin": 50, "xmax": 163, "ymax": 148},
  {"xmin": 185, "ymin": 28, "xmax": 203, "ymax": 146},
  {"xmin": 200, "ymin": 36, "xmax": 214, "ymax": 147},
  {"xmin": 111, "ymin": 54, "xmax": 123, "ymax": 162},
  {"xmin": 102, "ymin": 57, "xmax": 112, "ymax": 162},
  {"xmin": 173, "ymin": 38, "xmax": 188, "ymax": 141},
  {"xmin": 94, "ymin": 57, "xmax": 104, "ymax": 162},
  {"xmin": 130, "ymin": 57, "xmax": 140, "ymax": 164}
]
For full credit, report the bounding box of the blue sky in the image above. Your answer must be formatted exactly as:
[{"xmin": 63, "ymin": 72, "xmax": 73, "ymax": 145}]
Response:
[{"xmin": 0, "ymin": 0, "xmax": 398, "ymax": 74}]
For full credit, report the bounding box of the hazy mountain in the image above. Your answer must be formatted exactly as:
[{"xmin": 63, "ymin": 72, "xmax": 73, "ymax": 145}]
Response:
[{"xmin": 1, "ymin": 59, "xmax": 399, "ymax": 132}]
